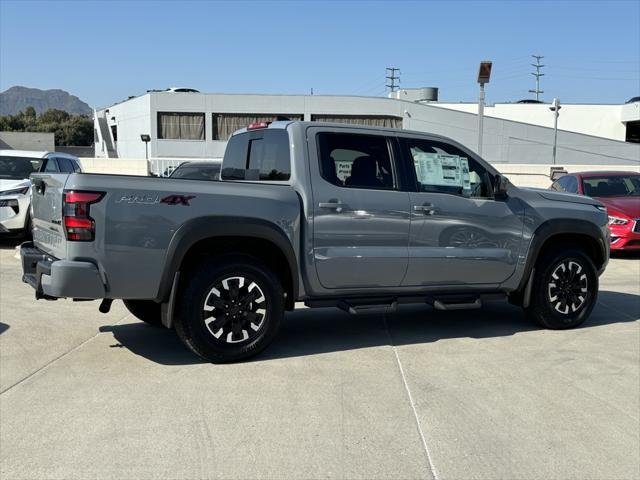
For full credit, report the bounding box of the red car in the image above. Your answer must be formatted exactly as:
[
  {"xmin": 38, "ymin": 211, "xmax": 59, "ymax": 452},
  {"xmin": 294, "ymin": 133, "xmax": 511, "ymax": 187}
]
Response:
[{"xmin": 551, "ymin": 171, "xmax": 640, "ymax": 251}]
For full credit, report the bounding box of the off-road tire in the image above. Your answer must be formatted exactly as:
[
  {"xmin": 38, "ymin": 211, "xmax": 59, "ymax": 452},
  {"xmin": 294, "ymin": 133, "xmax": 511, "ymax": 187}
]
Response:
[
  {"xmin": 525, "ymin": 248, "xmax": 598, "ymax": 329},
  {"xmin": 123, "ymin": 300, "xmax": 163, "ymax": 327},
  {"xmin": 174, "ymin": 255, "xmax": 284, "ymax": 363}
]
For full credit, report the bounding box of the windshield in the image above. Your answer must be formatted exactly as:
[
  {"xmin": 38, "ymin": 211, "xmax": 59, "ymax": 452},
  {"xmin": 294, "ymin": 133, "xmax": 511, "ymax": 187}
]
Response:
[
  {"xmin": 0, "ymin": 156, "xmax": 44, "ymax": 180},
  {"xmin": 170, "ymin": 164, "xmax": 221, "ymax": 181},
  {"xmin": 582, "ymin": 175, "xmax": 640, "ymax": 197}
]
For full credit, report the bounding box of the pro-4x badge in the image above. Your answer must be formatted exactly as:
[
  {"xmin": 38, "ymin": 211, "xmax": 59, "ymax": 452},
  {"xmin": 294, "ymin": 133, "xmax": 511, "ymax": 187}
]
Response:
[{"xmin": 160, "ymin": 195, "xmax": 196, "ymax": 206}]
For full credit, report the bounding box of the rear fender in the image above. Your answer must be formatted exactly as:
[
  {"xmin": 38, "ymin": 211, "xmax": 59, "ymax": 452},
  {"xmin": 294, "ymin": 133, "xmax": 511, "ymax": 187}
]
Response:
[{"xmin": 155, "ymin": 216, "xmax": 299, "ymax": 303}]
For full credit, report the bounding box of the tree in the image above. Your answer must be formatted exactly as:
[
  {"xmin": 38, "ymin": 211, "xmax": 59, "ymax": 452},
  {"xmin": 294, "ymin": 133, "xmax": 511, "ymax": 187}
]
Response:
[
  {"xmin": 39, "ymin": 108, "xmax": 70, "ymax": 124},
  {"xmin": 0, "ymin": 107, "xmax": 93, "ymax": 146},
  {"xmin": 24, "ymin": 106, "xmax": 36, "ymax": 119}
]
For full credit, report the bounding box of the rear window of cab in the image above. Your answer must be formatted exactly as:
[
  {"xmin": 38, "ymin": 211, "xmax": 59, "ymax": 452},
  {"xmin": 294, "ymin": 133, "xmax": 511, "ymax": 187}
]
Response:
[{"xmin": 221, "ymin": 129, "xmax": 291, "ymax": 181}]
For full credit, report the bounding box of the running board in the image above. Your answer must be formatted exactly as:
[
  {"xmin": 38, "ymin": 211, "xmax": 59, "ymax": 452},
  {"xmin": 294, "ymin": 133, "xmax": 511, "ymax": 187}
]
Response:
[
  {"xmin": 432, "ymin": 298, "xmax": 482, "ymax": 310},
  {"xmin": 337, "ymin": 300, "xmax": 398, "ymax": 315},
  {"xmin": 305, "ymin": 292, "xmax": 506, "ymax": 314}
]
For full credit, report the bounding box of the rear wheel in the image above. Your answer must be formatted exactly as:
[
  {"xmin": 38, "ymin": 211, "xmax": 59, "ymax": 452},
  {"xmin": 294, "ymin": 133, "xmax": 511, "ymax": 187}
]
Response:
[
  {"xmin": 174, "ymin": 255, "xmax": 284, "ymax": 363},
  {"xmin": 123, "ymin": 300, "xmax": 163, "ymax": 327},
  {"xmin": 525, "ymin": 248, "xmax": 598, "ymax": 329}
]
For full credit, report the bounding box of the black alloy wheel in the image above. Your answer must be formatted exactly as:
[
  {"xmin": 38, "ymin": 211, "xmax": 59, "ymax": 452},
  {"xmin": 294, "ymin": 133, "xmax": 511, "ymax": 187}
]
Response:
[{"xmin": 202, "ymin": 275, "xmax": 267, "ymax": 344}]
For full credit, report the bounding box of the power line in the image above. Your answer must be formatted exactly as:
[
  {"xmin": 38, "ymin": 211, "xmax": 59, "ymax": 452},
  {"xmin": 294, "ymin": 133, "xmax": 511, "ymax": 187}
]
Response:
[
  {"xmin": 385, "ymin": 67, "xmax": 400, "ymax": 92},
  {"xmin": 351, "ymin": 76, "xmax": 386, "ymax": 96},
  {"xmin": 546, "ymin": 65, "xmax": 639, "ymax": 73},
  {"xmin": 529, "ymin": 54, "xmax": 545, "ymax": 101},
  {"xmin": 550, "ymin": 74, "xmax": 639, "ymax": 81}
]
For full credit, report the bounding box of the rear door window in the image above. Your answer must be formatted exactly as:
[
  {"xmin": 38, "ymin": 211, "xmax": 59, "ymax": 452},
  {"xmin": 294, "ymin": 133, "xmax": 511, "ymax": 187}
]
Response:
[
  {"xmin": 57, "ymin": 157, "xmax": 75, "ymax": 173},
  {"xmin": 564, "ymin": 176, "xmax": 578, "ymax": 193},
  {"xmin": 317, "ymin": 132, "xmax": 396, "ymax": 190},
  {"xmin": 43, "ymin": 158, "xmax": 59, "ymax": 173},
  {"xmin": 555, "ymin": 175, "xmax": 578, "ymax": 193},
  {"xmin": 221, "ymin": 129, "xmax": 290, "ymax": 181}
]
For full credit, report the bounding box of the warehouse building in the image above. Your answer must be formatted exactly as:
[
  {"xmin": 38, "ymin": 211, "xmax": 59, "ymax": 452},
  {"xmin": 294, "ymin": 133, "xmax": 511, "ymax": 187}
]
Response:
[{"xmin": 94, "ymin": 89, "xmax": 640, "ymax": 174}]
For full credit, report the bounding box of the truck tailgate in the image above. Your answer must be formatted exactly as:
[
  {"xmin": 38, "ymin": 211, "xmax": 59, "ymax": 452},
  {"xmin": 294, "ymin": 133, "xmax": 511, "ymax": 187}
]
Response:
[{"xmin": 30, "ymin": 173, "xmax": 69, "ymax": 259}]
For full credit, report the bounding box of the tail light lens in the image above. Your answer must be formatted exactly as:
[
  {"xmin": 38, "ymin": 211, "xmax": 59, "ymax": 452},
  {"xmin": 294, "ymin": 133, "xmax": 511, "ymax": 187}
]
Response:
[{"xmin": 63, "ymin": 190, "xmax": 104, "ymax": 241}]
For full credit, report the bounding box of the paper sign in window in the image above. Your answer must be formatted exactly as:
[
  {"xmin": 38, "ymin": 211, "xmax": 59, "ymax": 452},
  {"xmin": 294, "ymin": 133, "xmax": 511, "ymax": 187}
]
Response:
[{"xmin": 412, "ymin": 150, "xmax": 470, "ymax": 190}]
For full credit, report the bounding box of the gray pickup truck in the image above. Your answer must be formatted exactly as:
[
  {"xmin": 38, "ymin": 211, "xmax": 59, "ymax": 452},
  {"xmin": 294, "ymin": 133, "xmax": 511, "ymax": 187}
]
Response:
[{"xmin": 21, "ymin": 121, "xmax": 610, "ymax": 362}]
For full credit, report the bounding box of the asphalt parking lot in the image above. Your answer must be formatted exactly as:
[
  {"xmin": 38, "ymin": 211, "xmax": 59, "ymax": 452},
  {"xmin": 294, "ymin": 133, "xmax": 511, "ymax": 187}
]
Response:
[{"xmin": 1, "ymin": 240, "xmax": 638, "ymax": 480}]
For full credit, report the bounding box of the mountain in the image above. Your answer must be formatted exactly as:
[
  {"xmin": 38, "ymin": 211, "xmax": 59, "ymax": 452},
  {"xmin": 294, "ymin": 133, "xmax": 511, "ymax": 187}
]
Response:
[{"xmin": 0, "ymin": 86, "xmax": 92, "ymax": 116}]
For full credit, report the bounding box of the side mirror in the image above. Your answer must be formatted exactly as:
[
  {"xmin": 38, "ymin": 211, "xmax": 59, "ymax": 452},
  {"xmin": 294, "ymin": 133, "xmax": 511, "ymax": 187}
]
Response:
[{"xmin": 494, "ymin": 174, "xmax": 509, "ymax": 199}]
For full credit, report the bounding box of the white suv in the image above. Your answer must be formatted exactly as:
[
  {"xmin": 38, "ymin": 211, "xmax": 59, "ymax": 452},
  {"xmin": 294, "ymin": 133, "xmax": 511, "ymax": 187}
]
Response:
[{"xmin": 0, "ymin": 150, "xmax": 82, "ymax": 235}]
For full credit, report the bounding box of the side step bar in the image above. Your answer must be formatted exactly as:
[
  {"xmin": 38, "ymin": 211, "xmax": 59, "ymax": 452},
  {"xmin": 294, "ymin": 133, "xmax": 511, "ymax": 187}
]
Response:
[
  {"xmin": 432, "ymin": 298, "xmax": 482, "ymax": 311},
  {"xmin": 337, "ymin": 300, "xmax": 398, "ymax": 315},
  {"xmin": 306, "ymin": 293, "xmax": 505, "ymax": 315}
]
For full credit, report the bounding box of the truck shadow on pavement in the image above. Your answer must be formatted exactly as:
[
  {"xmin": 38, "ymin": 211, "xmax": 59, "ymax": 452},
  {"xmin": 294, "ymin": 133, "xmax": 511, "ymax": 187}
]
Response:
[
  {"xmin": 100, "ymin": 290, "xmax": 639, "ymax": 365},
  {"xmin": 0, "ymin": 238, "xmax": 25, "ymax": 250}
]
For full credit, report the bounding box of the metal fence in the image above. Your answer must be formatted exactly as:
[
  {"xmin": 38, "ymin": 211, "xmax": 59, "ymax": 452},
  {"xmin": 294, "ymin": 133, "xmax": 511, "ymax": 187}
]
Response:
[{"xmin": 149, "ymin": 158, "xmax": 222, "ymax": 177}]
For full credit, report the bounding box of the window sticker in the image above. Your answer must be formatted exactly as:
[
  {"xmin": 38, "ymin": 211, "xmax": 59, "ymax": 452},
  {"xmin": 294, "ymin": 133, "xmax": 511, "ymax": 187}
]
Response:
[{"xmin": 412, "ymin": 150, "xmax": 470, "ymax": 190}]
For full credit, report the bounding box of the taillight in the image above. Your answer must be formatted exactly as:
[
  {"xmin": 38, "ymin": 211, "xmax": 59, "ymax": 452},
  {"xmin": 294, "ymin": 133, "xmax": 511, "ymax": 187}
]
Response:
[{"xmin": 63, "ymin": 190, "xmax": 104, "ymax": 241}]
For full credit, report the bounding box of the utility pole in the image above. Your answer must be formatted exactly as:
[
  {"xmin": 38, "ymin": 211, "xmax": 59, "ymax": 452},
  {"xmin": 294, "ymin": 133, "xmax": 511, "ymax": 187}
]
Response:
[
  {"xmin": 386, "ymin": 67, "xmax": 400, "ymax": 93},
  {"xmin": 549, "ymin": 98, "xmax": 562, "ymax": 165},
  {"xmin": 529, "ymin": 54, "xmax": 545, "ymax": 101}
]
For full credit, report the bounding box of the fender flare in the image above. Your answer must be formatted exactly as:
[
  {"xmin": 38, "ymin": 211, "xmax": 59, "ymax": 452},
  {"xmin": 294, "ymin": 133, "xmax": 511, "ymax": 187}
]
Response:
[
  {"xmin": 516, "ymin": 218, "xmax": 608, "ymax": 294},
  {"xmin": 155, "ymin": 216, "xmax": 299, "ymax": 302}
]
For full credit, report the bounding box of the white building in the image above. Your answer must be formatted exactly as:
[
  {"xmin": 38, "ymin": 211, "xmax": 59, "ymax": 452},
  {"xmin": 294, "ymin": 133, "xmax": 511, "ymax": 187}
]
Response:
[
  {"xmin": 94, "ymin": 89, "xmax": 640, "ymax": 172},
  {"xmin": 431, "ymin": 101, "xmax": 639, "ymax": 142}
]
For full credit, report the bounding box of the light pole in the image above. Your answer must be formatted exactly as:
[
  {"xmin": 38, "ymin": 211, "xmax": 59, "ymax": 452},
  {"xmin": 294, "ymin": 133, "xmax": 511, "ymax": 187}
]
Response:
[
  {"xmin": 140, "ymin": 134, "xmax": 151, "ymax": 175},
  {"xmin": 549, "ymin": 98, "xmax": 561, "ymax": 165},
  {"xmin": 477, "ymin": 61, "xmax": 492, "ymax": 156}
]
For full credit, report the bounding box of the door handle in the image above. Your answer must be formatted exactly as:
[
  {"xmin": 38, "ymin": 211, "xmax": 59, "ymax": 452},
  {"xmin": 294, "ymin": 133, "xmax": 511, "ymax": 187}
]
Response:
[
  {"xmin": 319, "ymin": 201, "xmax": 343, "ymax": 213},
  {"xmin": 413, "ymin": 203, "xmax": 436, "ymax": 215}
]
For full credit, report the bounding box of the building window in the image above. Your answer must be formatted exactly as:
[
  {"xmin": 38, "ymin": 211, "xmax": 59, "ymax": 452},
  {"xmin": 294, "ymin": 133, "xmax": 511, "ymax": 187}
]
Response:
[
  {"xmin": 212, "ymin": 113, "xmax": 303, "ymax": 141},
  {"xmin": 110, "ymin": 125, "xmax": 118, "ymax": 142},
  {"xmin": 157, "ymin": 112, "xmax": 205, "ymax": 140},
  {"xmin": 311, "ymin": 115, "xmax": 402, "ymax": 129},
  {"xmin": 626, "ymin": 121, "xmax": 640, "ymax": 143}
]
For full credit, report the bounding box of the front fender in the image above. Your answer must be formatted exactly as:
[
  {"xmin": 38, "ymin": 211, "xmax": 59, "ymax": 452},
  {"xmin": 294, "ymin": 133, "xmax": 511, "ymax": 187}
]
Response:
[{"xmin": 516, "ymin": 218, "xmax": 609, "ymax": 293}]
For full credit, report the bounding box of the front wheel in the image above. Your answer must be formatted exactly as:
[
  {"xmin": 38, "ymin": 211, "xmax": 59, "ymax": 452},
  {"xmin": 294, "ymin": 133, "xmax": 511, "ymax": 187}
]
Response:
[
  {"xmin": 524, "ymin": 248, "xmax": 598, "ymax": 329},
  {"xmin": 174, "ymin": 255, "xmax": 284, "ymax": 363}
]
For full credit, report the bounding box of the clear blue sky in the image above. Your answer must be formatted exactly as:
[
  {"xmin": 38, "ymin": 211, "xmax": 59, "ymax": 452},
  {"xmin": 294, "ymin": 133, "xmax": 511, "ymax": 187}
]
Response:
[{"xmin": 1, "ymin": 0, "xmax": 638, "ymax": 108}]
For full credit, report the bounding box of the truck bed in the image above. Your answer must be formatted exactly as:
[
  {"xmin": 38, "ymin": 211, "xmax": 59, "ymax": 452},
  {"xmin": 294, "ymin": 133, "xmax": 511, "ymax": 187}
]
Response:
[{"xmin": 29, "ymin": 172, "xmax": 301, "ymax": 299}]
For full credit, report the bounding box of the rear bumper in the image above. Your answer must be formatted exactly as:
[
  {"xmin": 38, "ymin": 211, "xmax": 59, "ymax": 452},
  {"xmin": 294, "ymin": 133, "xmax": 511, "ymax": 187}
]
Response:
[{"xmin": 21, "ymin": 242, "xmax": 105, "ymax": 299}]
